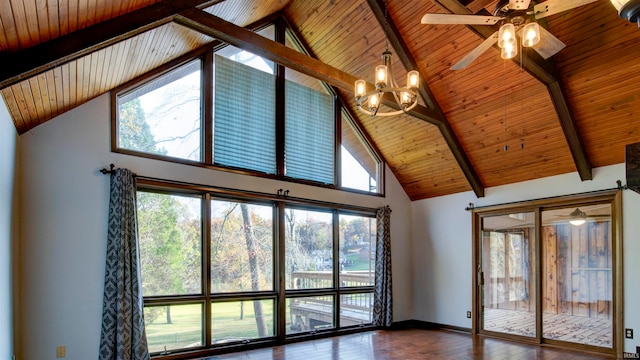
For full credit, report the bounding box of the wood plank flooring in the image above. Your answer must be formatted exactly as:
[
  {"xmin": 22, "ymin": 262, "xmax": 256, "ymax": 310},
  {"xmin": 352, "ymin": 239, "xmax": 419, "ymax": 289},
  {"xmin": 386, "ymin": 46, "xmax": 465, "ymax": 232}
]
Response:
[{"xmin": 201, "ymin": 328, "xmax": 615, "ymax": 360}]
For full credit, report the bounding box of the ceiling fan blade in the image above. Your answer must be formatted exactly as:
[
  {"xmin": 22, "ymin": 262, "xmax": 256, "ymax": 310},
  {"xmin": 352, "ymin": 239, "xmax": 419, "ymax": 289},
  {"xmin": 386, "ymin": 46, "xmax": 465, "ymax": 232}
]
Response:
[
  {"xmin": 451, "ymin": 32, "xmax": 498, "ymax": 70},
  {"xmin": 533, "ymin": 0, "xmax": 599, "ymax": 19},
  {"xmin": 509, "ymin": 0, "xmax": 531, "ymax": 10},
  {"xmin": 421, "ymin": 13, "xmax": 501, "ymax": 25},
  {"xmin": 530, "ymin": 26, "xmax": 566, "ymax": 59}
]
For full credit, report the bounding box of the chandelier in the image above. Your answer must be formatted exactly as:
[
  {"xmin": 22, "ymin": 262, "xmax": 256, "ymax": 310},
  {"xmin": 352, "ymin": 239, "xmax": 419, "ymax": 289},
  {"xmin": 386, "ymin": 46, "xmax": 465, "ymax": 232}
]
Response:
[{"xmin": 354, "ymin": 2, "xmax": 420, "ymax": 117}]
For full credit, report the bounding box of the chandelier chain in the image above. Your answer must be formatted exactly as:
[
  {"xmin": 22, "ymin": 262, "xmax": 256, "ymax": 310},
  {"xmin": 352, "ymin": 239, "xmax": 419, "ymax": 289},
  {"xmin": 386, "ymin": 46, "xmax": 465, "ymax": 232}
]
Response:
[
  {"xmin": 520, "ymin": 38, "xmax": 525, "ymax": 149},
  {"xmin": 383, "ymin": 0, "xmax": 389, "ymax": 52}
]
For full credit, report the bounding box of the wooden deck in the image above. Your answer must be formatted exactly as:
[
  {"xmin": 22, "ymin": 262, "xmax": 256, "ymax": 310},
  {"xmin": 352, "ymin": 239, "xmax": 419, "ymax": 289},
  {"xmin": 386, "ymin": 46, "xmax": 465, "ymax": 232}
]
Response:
[
  {"xmin": 484, "ymin": 308, "xmax": 612, "ymax": 348},
  {"xmin": 289, "ymin": 299, "xmax": 372, "ymax": 330}
]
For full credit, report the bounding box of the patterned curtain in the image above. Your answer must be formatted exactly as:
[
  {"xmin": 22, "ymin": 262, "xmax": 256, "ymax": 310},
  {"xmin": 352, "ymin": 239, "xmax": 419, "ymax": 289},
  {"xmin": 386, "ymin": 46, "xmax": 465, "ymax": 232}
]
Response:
[
  {"xmin": 373, "ymin": 205, "xmax": 393, "ymax": 327},
  {"xmin": 99, "ymin": 169, "xmax": 150, "ymax": 360}
]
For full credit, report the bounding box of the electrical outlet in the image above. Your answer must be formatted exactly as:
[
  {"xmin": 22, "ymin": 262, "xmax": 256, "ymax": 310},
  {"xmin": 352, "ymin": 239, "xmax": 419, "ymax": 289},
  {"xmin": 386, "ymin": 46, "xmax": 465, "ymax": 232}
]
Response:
[
  {"xmin": 56, "ymin": 345, "xmax": 66, "ymax": 358},
  {"xmin": 626, "ymin": 328, "xmax": 634, "ymax": 339},
  {"xmin": 466, "ymin": 311, "xmax": 472, "ymax": 318}
]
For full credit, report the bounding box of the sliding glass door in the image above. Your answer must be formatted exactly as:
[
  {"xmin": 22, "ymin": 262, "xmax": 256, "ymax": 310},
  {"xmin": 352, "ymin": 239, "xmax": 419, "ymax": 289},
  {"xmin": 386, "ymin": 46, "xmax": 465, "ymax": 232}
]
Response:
[
  {"xmin": 480, "ymin": 212, "xmax": 536, "ymax": 338},
  {"xmin": 541, "ymin": 205, "xmax": 613, "ymax": 348},
  {"xmin": 474, "ymin": 191, "xmax": 620, "ymax": 356}
]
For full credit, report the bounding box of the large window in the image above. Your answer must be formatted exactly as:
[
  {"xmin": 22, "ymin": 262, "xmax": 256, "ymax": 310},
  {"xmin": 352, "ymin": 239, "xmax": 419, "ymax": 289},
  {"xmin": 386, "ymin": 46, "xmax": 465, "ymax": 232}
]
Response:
[
  {"xmin": 137, "ymin": 183, "xmax": 377, "ymax": 357},
  {"xmin": 113, "ymin": 22, "xmax": 382, "ymax": 194}
]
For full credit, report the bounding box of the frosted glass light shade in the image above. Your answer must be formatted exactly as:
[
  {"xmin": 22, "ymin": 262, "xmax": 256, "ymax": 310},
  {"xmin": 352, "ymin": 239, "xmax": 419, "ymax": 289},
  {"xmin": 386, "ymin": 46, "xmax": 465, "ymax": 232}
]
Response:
[
  {"xmin": 369, "ymin": 93, "xmax": 380, "ymax": 109},
  {"xmin": 498, "ymin": 23, "xmax": 516, "ymax": 48},
  {"xmin": 407, "ymin": 70, "xmax": 419, "ymax": 89},
  {"xmin": 522, "ymin": 23, "xmax": 540, "ymax": 47},
  {"xmin": 355, "ymin": 80, "xmax": 366, "ymax": 99},
  {"xmin": 501, "ymin": 42, "xmax": 517, "ymax": 59},
  {"xmin": 375, "ymin": 65, "xmax": 387, "ymax": 88},
  {"xmin": 400, "ymin": 91, "xmax": 411, "ymax": 106}
]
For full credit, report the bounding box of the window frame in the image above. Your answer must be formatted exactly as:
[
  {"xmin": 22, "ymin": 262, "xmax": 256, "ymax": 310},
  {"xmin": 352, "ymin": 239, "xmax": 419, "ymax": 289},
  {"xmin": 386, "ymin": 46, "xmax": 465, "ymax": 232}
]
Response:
[
  {"xmin": 111, "ymin": 19, "xmax": 385, "ymax": 197},
  {"xmin": 136, "ymin": 178, "xmax": 378, "ymax": 358}
]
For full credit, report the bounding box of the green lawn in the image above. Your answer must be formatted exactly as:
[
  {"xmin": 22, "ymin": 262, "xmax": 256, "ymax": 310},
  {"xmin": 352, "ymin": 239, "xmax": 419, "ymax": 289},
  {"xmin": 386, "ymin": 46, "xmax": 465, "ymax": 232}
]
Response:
[
  {"xmin": 145, "ymin": 304, "xmax": 202, "ymax": 353},
  {"xmin": 145, "ymin": 300, "xmax": 276, "ymax": 353},
  {"xmin": 345, "ymin": 253, "xmax": 374, "ymax": 270},
  {"xmin": 144, "ymin": 287, "xmax": 372, "ymax": 352}
]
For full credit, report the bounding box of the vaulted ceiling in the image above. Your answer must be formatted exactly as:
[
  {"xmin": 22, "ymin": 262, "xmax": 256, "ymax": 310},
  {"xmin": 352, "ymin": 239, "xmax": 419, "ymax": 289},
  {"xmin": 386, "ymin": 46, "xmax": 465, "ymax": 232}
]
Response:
[{"xmin": 1, "ymin": 0, "xmax": 639, "ymax": 200}]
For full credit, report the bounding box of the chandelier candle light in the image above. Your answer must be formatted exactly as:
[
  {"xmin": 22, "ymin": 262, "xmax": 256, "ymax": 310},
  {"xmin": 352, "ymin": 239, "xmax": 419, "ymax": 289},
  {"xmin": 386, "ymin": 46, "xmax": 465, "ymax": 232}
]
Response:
[{"xmin": 354, "ymin": 51, "xmax": 420, "ymax": 117}]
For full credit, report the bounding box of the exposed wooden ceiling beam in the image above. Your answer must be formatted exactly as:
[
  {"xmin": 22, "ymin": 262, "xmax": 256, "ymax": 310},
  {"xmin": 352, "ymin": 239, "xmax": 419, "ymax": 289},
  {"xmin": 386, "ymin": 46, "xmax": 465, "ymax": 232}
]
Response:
[
  {"xmin": 432, "ymin": 0, "xmax": 592, "ymax": 181},
  {"xmin": 0, "ymin": 0, "xmax": 224, "ymax": 90},
  {"xmin": 366, "ymin": 0, "xmax": 484, "ymax": 197},
  {"xmin": 174, "ymin": 9, "xmax": 446, "ymax": 119},
  {"xmin": 176, "ymin": 10, "xmax": 363, "ymax": 94}
]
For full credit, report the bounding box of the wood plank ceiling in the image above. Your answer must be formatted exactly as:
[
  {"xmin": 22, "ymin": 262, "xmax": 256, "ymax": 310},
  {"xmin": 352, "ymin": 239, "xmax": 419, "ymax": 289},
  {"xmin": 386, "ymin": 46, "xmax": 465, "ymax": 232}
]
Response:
[{"xmin": 1, "ymin": 0, "xmax": 640, "ymax": 200}]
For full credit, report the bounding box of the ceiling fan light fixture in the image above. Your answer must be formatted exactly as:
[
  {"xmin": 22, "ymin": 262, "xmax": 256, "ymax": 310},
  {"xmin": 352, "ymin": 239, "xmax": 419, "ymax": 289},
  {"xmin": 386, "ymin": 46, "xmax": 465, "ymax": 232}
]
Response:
[
  {"xmin": 498, "ymin": 23, "xmax": 516, "ymax": 48},
  {"xmin": 522, "ymin": 22, "xmax": 540, "ymax": 47},
  {"xmin": 568, "ymin": 208, "xmax": 587, "ymax": 226},
  {"xmin": 501, "ymin": 42, "xmax": 518, "ymax": 59}
]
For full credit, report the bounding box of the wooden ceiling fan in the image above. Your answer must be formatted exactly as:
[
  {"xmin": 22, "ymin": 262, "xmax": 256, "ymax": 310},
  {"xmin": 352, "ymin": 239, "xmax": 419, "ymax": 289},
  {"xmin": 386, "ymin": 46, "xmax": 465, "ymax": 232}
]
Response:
[{"xmin": 421, "ymin": 0, "xmax": 600, "ymax": 70}]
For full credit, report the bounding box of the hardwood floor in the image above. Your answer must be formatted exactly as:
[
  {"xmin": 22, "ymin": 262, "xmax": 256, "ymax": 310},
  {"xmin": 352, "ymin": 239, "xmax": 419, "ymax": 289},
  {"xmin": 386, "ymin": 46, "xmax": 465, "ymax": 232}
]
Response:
[{"xmin": 201, "ymin": 328, "xmax": 615, "ymax": 360}]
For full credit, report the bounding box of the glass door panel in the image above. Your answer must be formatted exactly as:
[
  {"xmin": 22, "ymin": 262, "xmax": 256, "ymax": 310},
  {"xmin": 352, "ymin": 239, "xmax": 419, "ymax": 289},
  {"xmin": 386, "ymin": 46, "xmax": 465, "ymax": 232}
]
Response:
[
  {"xmin": 541, "ymin": 205, "xmax": 613, "ymax": 348},
  {"xmin": 481, "ymin": 212, "xmax": 536, "ymax": 338}
]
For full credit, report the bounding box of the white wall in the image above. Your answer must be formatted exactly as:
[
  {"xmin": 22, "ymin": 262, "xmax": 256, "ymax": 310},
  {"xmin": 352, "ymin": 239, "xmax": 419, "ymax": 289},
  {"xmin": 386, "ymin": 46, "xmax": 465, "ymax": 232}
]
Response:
[
  {"xmin": 412, "ymin": 165, "xmax": 640, "ymax": 353},
  {"xmin": 0, "ymin": 99, "xmax": 17, "ymax": 359},
  {"xmin": 17, "ymin": 93, "xmax": 413, "ymax": 359}
]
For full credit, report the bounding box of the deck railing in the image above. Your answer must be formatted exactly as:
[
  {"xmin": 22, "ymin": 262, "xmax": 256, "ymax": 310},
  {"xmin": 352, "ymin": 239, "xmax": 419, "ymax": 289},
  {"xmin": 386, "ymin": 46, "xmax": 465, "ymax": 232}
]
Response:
[
  {"xmin": 289, "ymin": 271, "xmax": 374, "ymax": 331},
  {"xmin": 291, "ymin": 270, "xmax": 374, "ymax": 289}
]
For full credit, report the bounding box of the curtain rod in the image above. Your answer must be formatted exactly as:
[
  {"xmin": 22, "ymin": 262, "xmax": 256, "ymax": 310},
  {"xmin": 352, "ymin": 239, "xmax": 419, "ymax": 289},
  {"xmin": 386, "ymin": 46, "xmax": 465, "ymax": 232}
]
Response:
[
  {"xmin": 98, "ymin": 164, "xmax": 380, "ymax": 214},
  {"xmin": 464, "ymin": 184, "xmax": 624, "ymax": 212},
  {"xmin": 99, "ymin": 164, "xmax": 116, "ymax": 174},
  {"xmin": 100, "ymin": 164, "xmax": 137, "ymax": 177}
]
